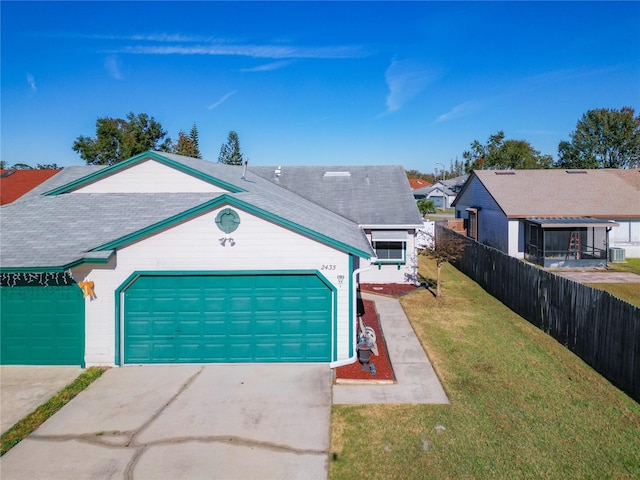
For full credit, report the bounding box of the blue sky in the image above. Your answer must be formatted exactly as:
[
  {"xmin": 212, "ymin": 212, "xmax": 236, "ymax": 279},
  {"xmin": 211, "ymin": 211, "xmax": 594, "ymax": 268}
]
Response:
[{"xmin": 2, "ymin": 1, "xmax": 639, "ymax": 174}]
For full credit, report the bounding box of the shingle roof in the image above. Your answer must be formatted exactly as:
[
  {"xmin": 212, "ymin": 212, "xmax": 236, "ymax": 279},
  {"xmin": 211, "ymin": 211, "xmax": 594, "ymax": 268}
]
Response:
[
  {"xmin": 0, "ymin": 169, "xmax": 62, "ymax": 205},
  {"xmin": 250, "ymin": 165, "xmax": 424, "ymax": 226},
  {"xmin": 460, "ymin": 169, "xmax": 640, "ymax": 218},
  {"xmin": 1, "ymin": 153, "xmax": 383, "ymax": 269}
]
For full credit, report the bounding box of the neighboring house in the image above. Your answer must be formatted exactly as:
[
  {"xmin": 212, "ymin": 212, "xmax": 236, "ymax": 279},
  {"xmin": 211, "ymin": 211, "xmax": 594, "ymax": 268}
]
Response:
[
  {"xmin": 0, "ymin": 169, "xmax": 62, "ymax": 205},
  {"xmin": 452, "ymin": 169, "xmax": 640, "ymax": 268},
  {"xmin": 413, "ymin": 174, "xmax": 468, "ymax": 208},
  {"xmin": 408, "ymin": 178, "xmax": 430, "ymax": 190},
  {"xmin": 0, "ymin": 151, "xmax": 423, "ymax": 368}
]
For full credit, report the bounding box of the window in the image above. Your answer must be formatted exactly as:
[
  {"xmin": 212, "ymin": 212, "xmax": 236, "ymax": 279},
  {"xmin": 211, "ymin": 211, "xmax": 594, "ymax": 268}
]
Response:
[
  {"xmin": 466, "ymin": 208, "xmax": 478, "ymax": 240},
  {"xmin": 374, "ymin": 241, "xmax": 405, "ymax": 263},
  {"xmin": 615, "ymin": 221, "xmax": 640, "ymax": 244}
]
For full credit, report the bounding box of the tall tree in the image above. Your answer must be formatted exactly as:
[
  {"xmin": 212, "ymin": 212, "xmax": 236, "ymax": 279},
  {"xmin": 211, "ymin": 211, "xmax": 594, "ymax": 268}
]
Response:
[
  {"xmin": 556, "ymin": 107, "xmax": 640, "ymax": 169},
  {"xmin": 462, "ymin": 131, "xmax": 553, "ymax": 172},
  {"xmin": 72, "ymin": 112, "xmax": 172, "ymax": 166},
  {"xmin": 189, "ymin": 122, "xmax": 201, "ymax": 158},
  {"xmin": 218, "ymin": 130, "xmax": 243, "ymax": 165}
]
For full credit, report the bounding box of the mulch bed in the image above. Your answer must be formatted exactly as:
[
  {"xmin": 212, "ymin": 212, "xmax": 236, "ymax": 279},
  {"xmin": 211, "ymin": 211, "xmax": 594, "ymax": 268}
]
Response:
[
  {"xmin": 333, "ymin": 299, "xmax": 396, "ymax": 384},
  {"xmin": 359, "ymin": 283, "xmax": 420, "ymax": 297}
]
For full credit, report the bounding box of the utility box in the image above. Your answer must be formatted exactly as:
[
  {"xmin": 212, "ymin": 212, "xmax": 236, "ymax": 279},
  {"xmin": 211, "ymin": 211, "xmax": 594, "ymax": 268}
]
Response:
[{"xmin": 609, "ymin": 247, "xmax": 626, "ymax": 263}]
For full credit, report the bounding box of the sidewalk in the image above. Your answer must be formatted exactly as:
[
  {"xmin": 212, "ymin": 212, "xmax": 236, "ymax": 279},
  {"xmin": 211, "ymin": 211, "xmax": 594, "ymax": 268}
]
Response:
[{"xmin": 332, "ymin": 292, "xmax": 449, "ymax": 405}]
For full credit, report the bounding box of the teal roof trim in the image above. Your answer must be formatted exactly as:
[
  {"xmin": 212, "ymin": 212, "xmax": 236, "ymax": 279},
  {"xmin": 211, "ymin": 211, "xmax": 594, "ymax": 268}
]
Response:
[
  {"xmin": 91, "ymin": 194, "xmax": 371, "ymax": 258},
  {"xmin": 43, "ymin": 151, "xmax": 245, "ymax": 196}
]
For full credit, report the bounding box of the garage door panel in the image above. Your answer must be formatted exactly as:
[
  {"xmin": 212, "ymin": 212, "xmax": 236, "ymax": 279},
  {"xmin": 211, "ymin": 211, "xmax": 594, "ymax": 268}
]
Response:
[
  {"xmin": 124, "ymin": 274, "xmax": 331, "ymax": 363},
  {"xmin": 1, "ymin": 284, "xmax": 84, "ymax": 365}
]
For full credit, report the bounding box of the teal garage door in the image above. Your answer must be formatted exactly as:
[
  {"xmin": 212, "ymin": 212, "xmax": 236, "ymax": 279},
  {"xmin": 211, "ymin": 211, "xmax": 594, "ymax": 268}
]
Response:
[
  {"xmin": 1, "ymin": 285, "xmax": 85, "ymax": 365},
  {"xmin": 124, "ymin": 274, "xmax": 332, "ymax": 364}
]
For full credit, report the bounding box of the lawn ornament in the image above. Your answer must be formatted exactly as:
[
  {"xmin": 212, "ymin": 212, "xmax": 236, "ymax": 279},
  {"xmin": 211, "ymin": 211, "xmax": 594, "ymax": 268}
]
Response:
[{"xmin": 78, "ymin": 280, "xmax": 96, "ymax": 299}]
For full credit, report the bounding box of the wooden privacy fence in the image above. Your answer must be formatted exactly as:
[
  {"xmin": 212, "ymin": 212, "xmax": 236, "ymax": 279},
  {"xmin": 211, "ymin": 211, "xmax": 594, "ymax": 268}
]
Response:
[{"xmin": 436, "ymin": 224, "xmax": 640, "ymax": 403}]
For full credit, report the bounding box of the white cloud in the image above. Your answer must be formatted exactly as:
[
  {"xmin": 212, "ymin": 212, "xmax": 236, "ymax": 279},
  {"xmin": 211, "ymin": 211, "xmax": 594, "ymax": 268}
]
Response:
[
  {"xmin": 118, "ymin": 43, "xmax": 363, "ymax": 59},
  {"xmin": 240, "ymin": 60, "xmax": 293, "ymax": 72},
  {"xmin": 384, "ymin": 58, "xmax": 439, "ymax": 114},
  {"xmin": 26, "ymin": 73, "xmax": 37, "ymax": 92},
  {"xmin": 435, "ymin": 101, "xmax": 480, "ymax": 123},
  {"xmin": 104, "ymin": 55, "xmax": 123, "ymax": 80},
  {"xmin": 208, "ymin": 90, "xmax": 237, "ymax": 110}
]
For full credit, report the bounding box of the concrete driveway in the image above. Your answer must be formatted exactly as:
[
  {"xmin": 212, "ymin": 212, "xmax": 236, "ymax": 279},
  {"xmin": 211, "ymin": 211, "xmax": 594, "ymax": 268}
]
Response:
[
  {"xmin": 1, "ymin": 366, "xmax": 84, "ymax": 434},
  {"xmin": 0, "ymin": 364, "xmax": 332, "ymax": 480}
]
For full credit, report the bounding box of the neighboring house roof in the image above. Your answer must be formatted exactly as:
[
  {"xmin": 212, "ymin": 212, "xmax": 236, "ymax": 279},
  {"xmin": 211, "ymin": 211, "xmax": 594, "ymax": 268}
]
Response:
[
  {"xmin": 0, "ymin": 169, "xmax": 62, "ymax": 205},
  {"xmin": 250, "ymin": 165, "xmax": 424, "ymax": 227},
  {"xmin": 1, "ymin": 152, "xmax": 421, "ymax": 270},
  {"xmin": 453, "ymin": 169, "xmax": 640, "ymax": 219},
  {"xmin": 408, "ymin": 178, "xmax": 430, "ymax": 189},
  {"xmin": 413, "ymin": 174, "xmax": 468, "ymax": 197}
]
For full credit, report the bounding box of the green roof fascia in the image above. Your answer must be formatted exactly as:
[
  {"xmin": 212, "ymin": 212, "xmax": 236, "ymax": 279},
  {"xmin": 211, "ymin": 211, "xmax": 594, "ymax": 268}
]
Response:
[
  {"xmin": 44, "ymin": 151, "xmax": 245, "ymax": 196},
  {"xmin": 0, "ymin": 250, "xmax": 116, "ymax": 273},
  {"xmin": 91, "ymin": 194, "xmax": 372, "ymax": 259}
]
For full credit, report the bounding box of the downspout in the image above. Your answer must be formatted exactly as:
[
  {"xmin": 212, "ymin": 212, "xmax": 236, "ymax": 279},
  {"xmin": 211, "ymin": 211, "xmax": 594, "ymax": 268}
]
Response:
[{"xmin": 330, "ymin": 257, "xmax": 377, "ymax": 368}]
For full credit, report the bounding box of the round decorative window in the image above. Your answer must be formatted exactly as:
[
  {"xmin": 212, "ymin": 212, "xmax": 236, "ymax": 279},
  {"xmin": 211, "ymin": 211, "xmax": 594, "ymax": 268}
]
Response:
[{"xmin": 215, "ymin": 208, "xmax": 241, "ymax": 234}]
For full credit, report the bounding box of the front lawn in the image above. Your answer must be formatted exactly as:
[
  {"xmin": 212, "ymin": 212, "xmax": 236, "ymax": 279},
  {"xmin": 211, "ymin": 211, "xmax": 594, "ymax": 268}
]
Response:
[{"xmin": 330, "ymin": 257, "xmax": 640, "ymax": 479}]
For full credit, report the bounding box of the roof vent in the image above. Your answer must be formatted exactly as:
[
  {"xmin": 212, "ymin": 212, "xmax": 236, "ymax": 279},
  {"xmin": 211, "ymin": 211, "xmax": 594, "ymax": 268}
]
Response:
[
  {"xmin": 323, "ymin": 171, "xmax": 351, "ymax": 177},
  {"xmin": 494, "ymin": 171, "xmax": 515, "ymax": 175},
  {"xmin": 566, "ymin": 170, "xmax": 587, "ymax": 174}
]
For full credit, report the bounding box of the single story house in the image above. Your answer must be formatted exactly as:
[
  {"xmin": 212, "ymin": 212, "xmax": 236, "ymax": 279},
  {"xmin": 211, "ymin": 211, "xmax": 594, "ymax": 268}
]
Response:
[
  {"xmin": 413, "ymin": 174, "xmax": 468, "ymax": 208},
  {"xmin": 0, "ymin": 151, "xmax": 423, "ymax": 367},
  {"xmin": 452, "ymin": 169, "xmax": 640, "ymax": 268}
]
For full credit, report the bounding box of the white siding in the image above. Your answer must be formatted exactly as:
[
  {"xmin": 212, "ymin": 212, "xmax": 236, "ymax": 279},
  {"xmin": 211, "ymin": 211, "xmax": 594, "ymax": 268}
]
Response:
[
  {"xmin": 508, "ymin": 219, "xmax": 523, "ymax": 258},
  {"xmin": 73, "ymin": 160, "xmax": 228, "ymax": 194},
  {"xmin": 73, "ymin": 207, "xmax": 353, "ymax": 367}
]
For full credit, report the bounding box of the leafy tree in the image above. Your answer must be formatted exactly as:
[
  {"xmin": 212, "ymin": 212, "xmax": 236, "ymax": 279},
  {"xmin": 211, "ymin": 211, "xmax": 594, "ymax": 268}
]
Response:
[
  {"xmin": 36, "ymin": 163, "xmax": 60, "ymax": 169},
  {"xmin": 72, "ymin": 112, "xmax": 172, "ymax": 166},
  {"xmin": 462, "ymin": 131, "xmax": 553, "ymax": 172},
  {"xmin": 218, "ymin": 130, "xmax": 243, "ymax": 165},
  {"xmin": 406, "ymin": 170, "xmax": 436, "ymax": 183},
  {"xmin": 556, "ymin": 107, "xmax": 640, "ymax": 169},
  {"xmin": 417, "ymin": 198, "xmax": 436, "ymax": 215},
  {"xmin": 419, "ymin": 226, "xmax": 466, "ymax": 299},
  {"xmin": 173, "ymin": 130, "xmax": 200, "ymax": 158},
  {"xmin": 8, "ymin": 163, "xmax": 32, "ymax": 170}
]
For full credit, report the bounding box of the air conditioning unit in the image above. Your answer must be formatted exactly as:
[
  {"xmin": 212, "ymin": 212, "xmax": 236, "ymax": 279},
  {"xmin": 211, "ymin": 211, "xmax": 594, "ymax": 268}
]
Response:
[{"xmin": 609, "ymin": 247, "xmax": 626, "ymax": 263}]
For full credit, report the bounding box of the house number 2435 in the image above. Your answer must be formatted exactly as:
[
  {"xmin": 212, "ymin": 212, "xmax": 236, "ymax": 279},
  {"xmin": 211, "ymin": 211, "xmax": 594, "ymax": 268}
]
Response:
[{"xmin": 321, "ymin": 264, "xmax": 337, "ymax": 271}]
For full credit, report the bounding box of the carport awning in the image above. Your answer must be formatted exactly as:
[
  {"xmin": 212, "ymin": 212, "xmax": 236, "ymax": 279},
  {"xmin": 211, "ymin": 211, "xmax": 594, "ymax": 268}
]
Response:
[{"xmin": 526, "ymin": 217, "xmax": 619, "ymax": 228}]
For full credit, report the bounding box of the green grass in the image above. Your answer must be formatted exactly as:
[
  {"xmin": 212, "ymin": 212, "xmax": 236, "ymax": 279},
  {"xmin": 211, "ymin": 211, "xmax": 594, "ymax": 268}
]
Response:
[
  {"xmin": 587, "ymin": 283, "xmax": 640, "ymax": 307},
  {"xmin": 609, "ymin": 257, "xmax": 640, "ymax": 275},
  {"xmin": 0, "ymin": 367, "xmax": 107, "ymax": 456},
  {"xmin": 330, "ymin": 257, "xmax": 640, "ymax": 479}
]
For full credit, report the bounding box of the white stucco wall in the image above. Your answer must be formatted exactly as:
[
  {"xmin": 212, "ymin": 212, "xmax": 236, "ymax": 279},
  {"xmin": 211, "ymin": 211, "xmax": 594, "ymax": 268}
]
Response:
[{"xmin": 72, "ymin": 206, "xmax": 354, "ymax": 367}]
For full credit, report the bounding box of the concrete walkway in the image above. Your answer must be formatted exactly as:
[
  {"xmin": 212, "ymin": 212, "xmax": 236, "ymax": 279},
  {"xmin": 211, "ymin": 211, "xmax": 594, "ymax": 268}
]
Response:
[
  {"xmin": 552, "ymin": 270, "xmax": 640, "ymax": 283},
  {"xmin": 333, "ymin": 292, "xmax": 449, "ymax": 405}
]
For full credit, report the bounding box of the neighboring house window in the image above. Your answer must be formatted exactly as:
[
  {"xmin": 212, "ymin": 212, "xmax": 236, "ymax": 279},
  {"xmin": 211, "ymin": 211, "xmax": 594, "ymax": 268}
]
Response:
[
  {"xmin": 370, "ymin": 231, "xmax": 407, "ymax": 264},
  {"xmin": 615, "ymin": 221, "xmax": 640, "ymax": 244},
  {"xmin": 466, "ymin": 208, "xmax": 478, "ymax": 240}
]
